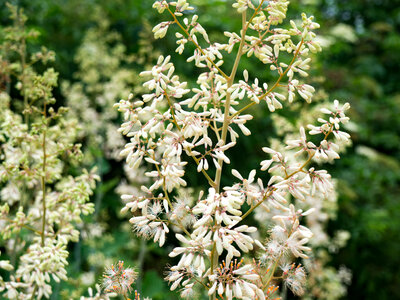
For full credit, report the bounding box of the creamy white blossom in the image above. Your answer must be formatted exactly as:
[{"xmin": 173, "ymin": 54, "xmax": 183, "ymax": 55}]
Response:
[{"xmin": 115, "ymin": 0, "xmax": 352, "ymax": 298}]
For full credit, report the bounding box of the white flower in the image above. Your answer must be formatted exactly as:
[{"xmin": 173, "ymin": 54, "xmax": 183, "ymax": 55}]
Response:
[
  {"xmin": 102, "ymin": 261, "xmax": 137, "ymax": 294},
  {"xmin": 169, "ymin": 233, "xmax": 211, "ymax": 276},
  {"xmin": 112, "ymin": 2, "xmax": 353, "ymax": 299},
  {"xmin": 208, "ymin": 260, "xmax": 265, "ymax": 299}
]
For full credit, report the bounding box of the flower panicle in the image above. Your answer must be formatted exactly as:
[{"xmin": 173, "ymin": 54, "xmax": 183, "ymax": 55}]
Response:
[{"xmin": 114, "ymin": 0, "xmax": 352, "ymax": 298}]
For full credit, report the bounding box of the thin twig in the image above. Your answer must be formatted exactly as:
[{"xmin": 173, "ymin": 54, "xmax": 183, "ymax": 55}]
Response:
[
  {"xmin": 164, "ymin": 92, "xmax": 216, "ymax": 188},
  {"xmin": 209, "ymin": 3, "xmax": 266, "ymax": 297},
  {"xmin": 166, "ymin": 7, "xmax": 229, "ymax": 79},
  {"xmin": 229, "ymin": 39, "xmax": 305, "ymax": 121}
]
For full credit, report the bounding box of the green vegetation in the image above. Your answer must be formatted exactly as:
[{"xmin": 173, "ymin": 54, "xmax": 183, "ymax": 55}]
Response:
[{"xmin": 1, "ymin": 0, "xmax": 399, "ymax": 299}]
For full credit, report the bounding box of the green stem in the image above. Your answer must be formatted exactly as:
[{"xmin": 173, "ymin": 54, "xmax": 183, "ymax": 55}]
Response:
[
  {"xmin": 41, "ymin": 102, "xmax": 47, "ymax": 247},
  {"xmin": 239, "ymin": 125, "xmax": 334, "ymax": 224},
  {"xmin": 263, "ymin": 252, "xmax": 284, "ymax": 290},
  {"xmin": 166, "ymin": 7, "xmax": 229, "ymax": 79},
  {"xmin": 30, "ymin": 286, "xmax": 38, "ymax": 300},
  {"xmin": 30, "ymin": 103, "xmax": 48, "ymax": 300},
  {"xmin": 209, "ymin": 4, "xmax": 266, "ymax": 297},
  {"xmin": 18, "ymin": 14, "xmax": 29, "ymax": 126},
  {"xmin": 229, "ymin": 39, "xmax": 304, "ymax": 121},
  {"xmin": 2, "ymin": 217, "xmax": 42, "ymax": 235},
  {"xmin": 164, "ymin": 92, "xmax": 216, "ymax": 188}
]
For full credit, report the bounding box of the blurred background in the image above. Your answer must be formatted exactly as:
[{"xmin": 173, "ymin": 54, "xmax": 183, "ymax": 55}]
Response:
[{"xmin": 1, "ymin": 0, "xmax": 400, "ymax": 299}]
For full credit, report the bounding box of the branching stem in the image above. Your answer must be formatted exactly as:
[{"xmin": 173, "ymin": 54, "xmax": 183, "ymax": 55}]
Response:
[
  {"xmin": 164, "ymin": 92, "xmax": 216, "ymax": 188},
  {"xmin": 229, "ymin": 39, "xmax": 304, "ymax": 121},
  {"xmin": 166, "ymin": 7, "xmax": 229, "ymax": 79},
  {"xmin": 209, "ymin": 3, "xmax": 266, "ymax": 298},
  {"xmin": 239, "ymin": 124, "xmax": 334, "ymax": 224}
]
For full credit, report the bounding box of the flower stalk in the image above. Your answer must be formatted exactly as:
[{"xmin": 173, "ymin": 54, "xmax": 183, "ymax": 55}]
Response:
[{"xmin": 115, "ymin": 1, "xmax": 351, "ymax": 299}]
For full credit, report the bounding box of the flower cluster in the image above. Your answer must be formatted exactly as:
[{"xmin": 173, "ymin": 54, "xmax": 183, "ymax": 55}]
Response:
[
  {"xmin": 115, "ymin": 0, "xmax": 351, "ymax": 299},
  {"xmin": 102, "ymin": 261, "xmax": 137, "ymax": 295},
  {"xmin": 208, "ymin": 260, "xmax": 264, "ymax": 299},
  {"xmin": 0, "ymin": 5, "xmax": 98, "ymax": 298},
  {"xmin": 62, "ymin": 11, "xmax": 157, "ymax": 161}
]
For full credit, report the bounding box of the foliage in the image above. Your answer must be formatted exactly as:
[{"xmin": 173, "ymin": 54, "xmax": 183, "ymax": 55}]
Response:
[
  {"xmin": 0, "ymin": 0, "xmax": 399, "ymax": 299},
  {"xmin": 315, "ymin": 1, "xmax": 400, "ymax": 299}
]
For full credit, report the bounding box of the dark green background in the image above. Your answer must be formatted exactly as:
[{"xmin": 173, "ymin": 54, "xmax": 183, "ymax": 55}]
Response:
[{"xmin": 1, "ymin": 0, "xmax": 400, "ymax": 299}]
